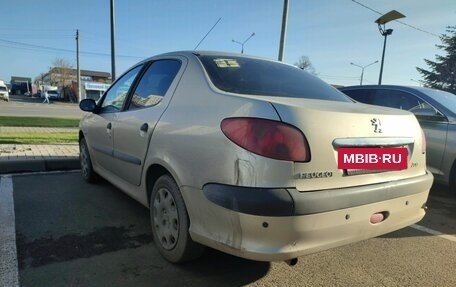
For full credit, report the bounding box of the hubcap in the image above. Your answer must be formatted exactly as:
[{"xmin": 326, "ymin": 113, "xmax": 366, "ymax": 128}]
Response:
[{"xmin": 153, "ymin": 188, "xmax": 179, "ymax": 250}]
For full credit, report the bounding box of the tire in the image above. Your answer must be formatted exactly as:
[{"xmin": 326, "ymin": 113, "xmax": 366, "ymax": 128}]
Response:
[
  {"xmin": 450, "ymin": 162, "xmax": 456, "ymax": 196},
  {"xmin": 79, "ymin": 138, "xmax": 99, "ymax": 183},
  {"xmin": 150, "ymin": 175, "xmax": 205, "ymax": 263}
]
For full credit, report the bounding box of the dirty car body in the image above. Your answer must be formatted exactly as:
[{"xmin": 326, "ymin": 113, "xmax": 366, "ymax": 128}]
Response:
[{"xmin": 79, "ymin": 51, "xmax": 433, "ymax": 263}]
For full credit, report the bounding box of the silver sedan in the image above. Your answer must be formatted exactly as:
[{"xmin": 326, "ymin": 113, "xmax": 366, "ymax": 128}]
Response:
[
  {"xmin": 79, "ymin": 51, "xmax": 432, "ymax": 263},
  {"xmin": 340, "ymin": 85, "xmax": 456, "ymax": 192}
]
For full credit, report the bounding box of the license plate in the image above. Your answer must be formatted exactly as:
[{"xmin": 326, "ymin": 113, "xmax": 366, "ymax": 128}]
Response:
[{"xmin": 338, "ymin": 147, "xmax": 408, "ymax": 170}]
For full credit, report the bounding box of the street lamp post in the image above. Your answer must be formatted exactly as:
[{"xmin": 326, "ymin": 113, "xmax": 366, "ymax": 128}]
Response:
[
  {"xmin": 232, "ymin": 33, "xmax": 255, "ymax": 54},
  {"xmin": 350, "ymin": 60, "xmax": 379, "ymax": 85},
  {"xmin": 375, "ymin": 10, "xmax": 405, "ymax": 85}
]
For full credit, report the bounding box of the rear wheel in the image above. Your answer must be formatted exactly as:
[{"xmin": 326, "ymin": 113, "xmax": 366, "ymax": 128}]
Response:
[
  {"xmin": 150, "ymin": 175, "xmax": 204, "ymax": 263},
  {"xmin": 450, "ymin": 161, "xmax": 456, "ymax": 195},
  {"xmin": 79, "ymin": 138, "xmax": 98, "ymax": 183}
]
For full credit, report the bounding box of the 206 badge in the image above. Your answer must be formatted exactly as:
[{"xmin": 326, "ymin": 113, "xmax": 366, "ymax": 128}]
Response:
[{"xmin": 371, "ymin": 118, "xmax": 383, "ymax": 133}]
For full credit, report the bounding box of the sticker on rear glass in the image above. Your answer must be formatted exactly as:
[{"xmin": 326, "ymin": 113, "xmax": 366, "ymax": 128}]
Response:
[{"xmin": 214, "ymin": 59, "xmax": 240, "ymax": 68}]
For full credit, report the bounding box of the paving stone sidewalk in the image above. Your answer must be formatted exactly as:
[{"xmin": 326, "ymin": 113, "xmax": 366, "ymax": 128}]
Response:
[
  {"xmin": 0, "ymin": 144, "xmax": 80, "ymax": 174},
  {"xmin": 0, "ymin": 126, "xmax": 80, "ymax": 173},
  {"xmin": 0, "ymin": 144, "xmax": 79, "ymax": 159},
  {"xmin": 0, "ymin": 127, "xmax": 78, "ymax": 133}
]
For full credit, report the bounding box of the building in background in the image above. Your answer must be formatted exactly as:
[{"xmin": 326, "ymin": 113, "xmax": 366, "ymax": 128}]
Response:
[
  {"xmin": 10, "ymin": 76, "xmax": 32, "ymax": 95},
  {"xmin": 82, "ymin": 82, "xmax": 111, "ymax": 101},
  {"xmin": 38, "ymin": 68, "xmax": 111, "ymax": 101}
]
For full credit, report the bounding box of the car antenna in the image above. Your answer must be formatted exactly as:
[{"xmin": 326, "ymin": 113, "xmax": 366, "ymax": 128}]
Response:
[{"xmin": 194, "ymin": 17, "xmax": 222, "ymax": 50}]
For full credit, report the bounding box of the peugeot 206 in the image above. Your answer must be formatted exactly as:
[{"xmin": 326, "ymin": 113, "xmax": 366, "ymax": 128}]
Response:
[{"xmin": 78, "ymin": 51, "xmax": 433, "ymax": 264}]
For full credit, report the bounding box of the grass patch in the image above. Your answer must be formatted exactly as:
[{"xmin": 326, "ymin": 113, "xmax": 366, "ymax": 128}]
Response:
[
  {"xmin": 0, "ymin": 116, "xmax": 79, "ymax": 127},
  {"xmin": 0, "ymin": 132, "xmax": 78, "ymax": 144}
]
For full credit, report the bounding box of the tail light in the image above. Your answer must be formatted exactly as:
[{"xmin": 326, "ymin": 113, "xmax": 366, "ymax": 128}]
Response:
[
  {"xmin": 221, "ymin": 117, "xmax": 310, "ymax": 162},
  {"xmin": 421, "ymin": 128, "xmax": 426, "ymax": 154}
]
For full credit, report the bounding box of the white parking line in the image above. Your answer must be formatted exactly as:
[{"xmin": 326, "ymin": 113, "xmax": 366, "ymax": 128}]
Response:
[
  {"xmin": 410, "ymin": 224, "xmax": 456, "ymax": 242},
  {"xmin": 0, "ymin": 176, "xmax": 19, "ymax": 287}
]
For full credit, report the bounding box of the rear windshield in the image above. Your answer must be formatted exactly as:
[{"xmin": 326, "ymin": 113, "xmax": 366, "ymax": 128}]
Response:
[
  {"xmin": 0, "ymin": 87, "xmax": 6, "ymax": 92},
  {"xmin": 48, "ymin": 91, "xmax": 58, "ymax": 94},
  {"xmin": 198, "ymin": 55, "xmax": 351, "ymax": 102}
]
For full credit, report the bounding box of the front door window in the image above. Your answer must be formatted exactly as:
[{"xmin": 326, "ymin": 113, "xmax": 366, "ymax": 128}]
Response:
[{"xmin": 100, "ymin": 65, "xmax": 143, "ymax": 113}]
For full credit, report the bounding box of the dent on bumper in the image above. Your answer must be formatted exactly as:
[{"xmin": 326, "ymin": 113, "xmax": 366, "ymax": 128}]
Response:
[
  {"xmin": 203, "ymin": 184, "xmax": 294, "ymax": 216},
  {"xmin": 192, "ymin": 188, "xmax": 430, "ymax": 262},
  {"xmin": 203, "ymin": 172, "xmax": 433, "ymax": 216}
]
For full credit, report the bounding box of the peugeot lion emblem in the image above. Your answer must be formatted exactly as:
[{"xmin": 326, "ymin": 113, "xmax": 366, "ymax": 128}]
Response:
[{"xmin": 371, "ymin": 118, "xmax": 383, "ymax": 133}]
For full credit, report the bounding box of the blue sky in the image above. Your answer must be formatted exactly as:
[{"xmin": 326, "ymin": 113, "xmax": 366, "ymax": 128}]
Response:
[{"xmin": 0, "ymin": 0, "xmax": 455, "ymax": 86}]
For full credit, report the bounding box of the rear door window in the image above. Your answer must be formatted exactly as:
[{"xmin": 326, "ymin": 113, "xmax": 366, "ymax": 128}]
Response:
[
  {"xmin": 128, "ymin": 60, "xmax": 181, "ymax": 110},
  {"xmin": 372, "ymin": 89, "xmax": 432, "ymax": 111},
  {"xmin": 341, "ymin": 89, "xmax": 375, "ymax": 103}
]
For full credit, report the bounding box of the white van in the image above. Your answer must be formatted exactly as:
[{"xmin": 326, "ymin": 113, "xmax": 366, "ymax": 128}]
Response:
[{"xmin": 0, "ymin": 80, "xmax": 9, "ymax": 102}]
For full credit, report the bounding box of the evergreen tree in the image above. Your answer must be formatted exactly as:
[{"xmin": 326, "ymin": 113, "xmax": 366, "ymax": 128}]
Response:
[{"xmin": 417, "ymin": 26, "xmax": 456, "ymax": 94}]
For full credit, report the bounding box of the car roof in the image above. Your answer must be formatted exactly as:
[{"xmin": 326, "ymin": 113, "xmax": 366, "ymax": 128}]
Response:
[{"xmin": 139, "ymin": 50, "xmax": 289, "ymax": 67}]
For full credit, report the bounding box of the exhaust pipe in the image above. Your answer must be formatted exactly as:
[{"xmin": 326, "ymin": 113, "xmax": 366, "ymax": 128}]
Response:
[
  {"xmin": 421, "ymin": 203, "xmax": 428, "ymax": 211},
  {"xmin": 285, "ymin": 258, "xmax": 298, "ymax": 266}
]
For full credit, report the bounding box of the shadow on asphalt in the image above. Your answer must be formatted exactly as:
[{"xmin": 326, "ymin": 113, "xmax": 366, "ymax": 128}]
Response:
[
  {"xmin": 13, "ymin": 172, "xmax": 453, "ymax": 286},
  {"xmin": 13, "ymin": 172, "xmax": 270, "ymax": 286}
]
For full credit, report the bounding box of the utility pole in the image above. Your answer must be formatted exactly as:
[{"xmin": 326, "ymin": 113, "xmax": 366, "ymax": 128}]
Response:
[
  {"xmin": 76, "ymin": 29, "xmax": 81, "ymax": 102},
  {"xmin": 278, "ymin": 0, "xmax": 289, "ymax": 61},
  {"xmin": 110, "ymin": 0, "xmax": 116, "ymax": 81}
]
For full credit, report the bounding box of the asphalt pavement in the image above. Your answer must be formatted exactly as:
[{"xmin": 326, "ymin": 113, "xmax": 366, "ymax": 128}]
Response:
[
  {"xmin": 0, "ymin": 94, "xmax": 85, "ymax": 119},
  {"xmin": 2, "ymin": 172, "xmax": 455, "ymax": 286}
]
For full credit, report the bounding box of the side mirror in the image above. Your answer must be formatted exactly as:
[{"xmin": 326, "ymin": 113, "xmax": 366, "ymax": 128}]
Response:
[{"xmin": 79, "ymin": 99, "xmax": 97, "ymax": 113}]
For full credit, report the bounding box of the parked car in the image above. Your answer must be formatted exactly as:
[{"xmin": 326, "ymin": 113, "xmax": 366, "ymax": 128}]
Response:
[
  {"xmin": 78, "ymin": 51, "xmax": 432, "ymax": 264},
  {"xmin": 0, "ymin": 81, "xmax": 9, "ymax": 102},
  {"xmin": 340, "ymin": 85, "xmax": 455, "ymax": 192},
  {"xmin": 47, "ymin": 90, "xmax": 61, "ymax": 100}
]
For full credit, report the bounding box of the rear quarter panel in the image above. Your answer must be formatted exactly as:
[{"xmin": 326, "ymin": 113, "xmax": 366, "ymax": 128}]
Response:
[{"xmin": 142, "ymin": 56, "xmax": 295, "ymax": 190}]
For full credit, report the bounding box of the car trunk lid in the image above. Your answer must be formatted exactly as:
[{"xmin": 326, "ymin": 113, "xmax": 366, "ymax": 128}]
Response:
[{"xmin": 261, "ymin": 96, "xmax": 427, "ymax": 191}]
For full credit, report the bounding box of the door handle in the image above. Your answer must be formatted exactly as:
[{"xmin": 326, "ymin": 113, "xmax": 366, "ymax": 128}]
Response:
[
  {"xmin": 140, "ymin": 123, "xmax": 149, "ymax": 132},
  {"xmin": 106, "ymin": 122, "xmax": 112, "ymax": 136}
]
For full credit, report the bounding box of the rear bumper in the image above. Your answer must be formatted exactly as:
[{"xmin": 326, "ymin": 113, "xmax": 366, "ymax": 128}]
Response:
[
  {"xmin": 203, "ymin": 172, "xmax": 433, "ymax": 216},
  {"xmin": 187, "ymin": 173, "xmax": 433, "ymax": 262}
]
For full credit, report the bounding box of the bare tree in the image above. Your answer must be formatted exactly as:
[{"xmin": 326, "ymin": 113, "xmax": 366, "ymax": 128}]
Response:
[
  {"xmin": 34, "ymin": 72, "xmax": 47, "ymax": 88},
  {"xmin": 294, "ymin": 56, "xmax": 317, "ymax": 75},
  {"xmin": 52, "ymin": 58, "xmax": 75, "ymax": 101},
  {"xmin": 52, "ymin": 58, "xmax": 74, "ymax": 87}
]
